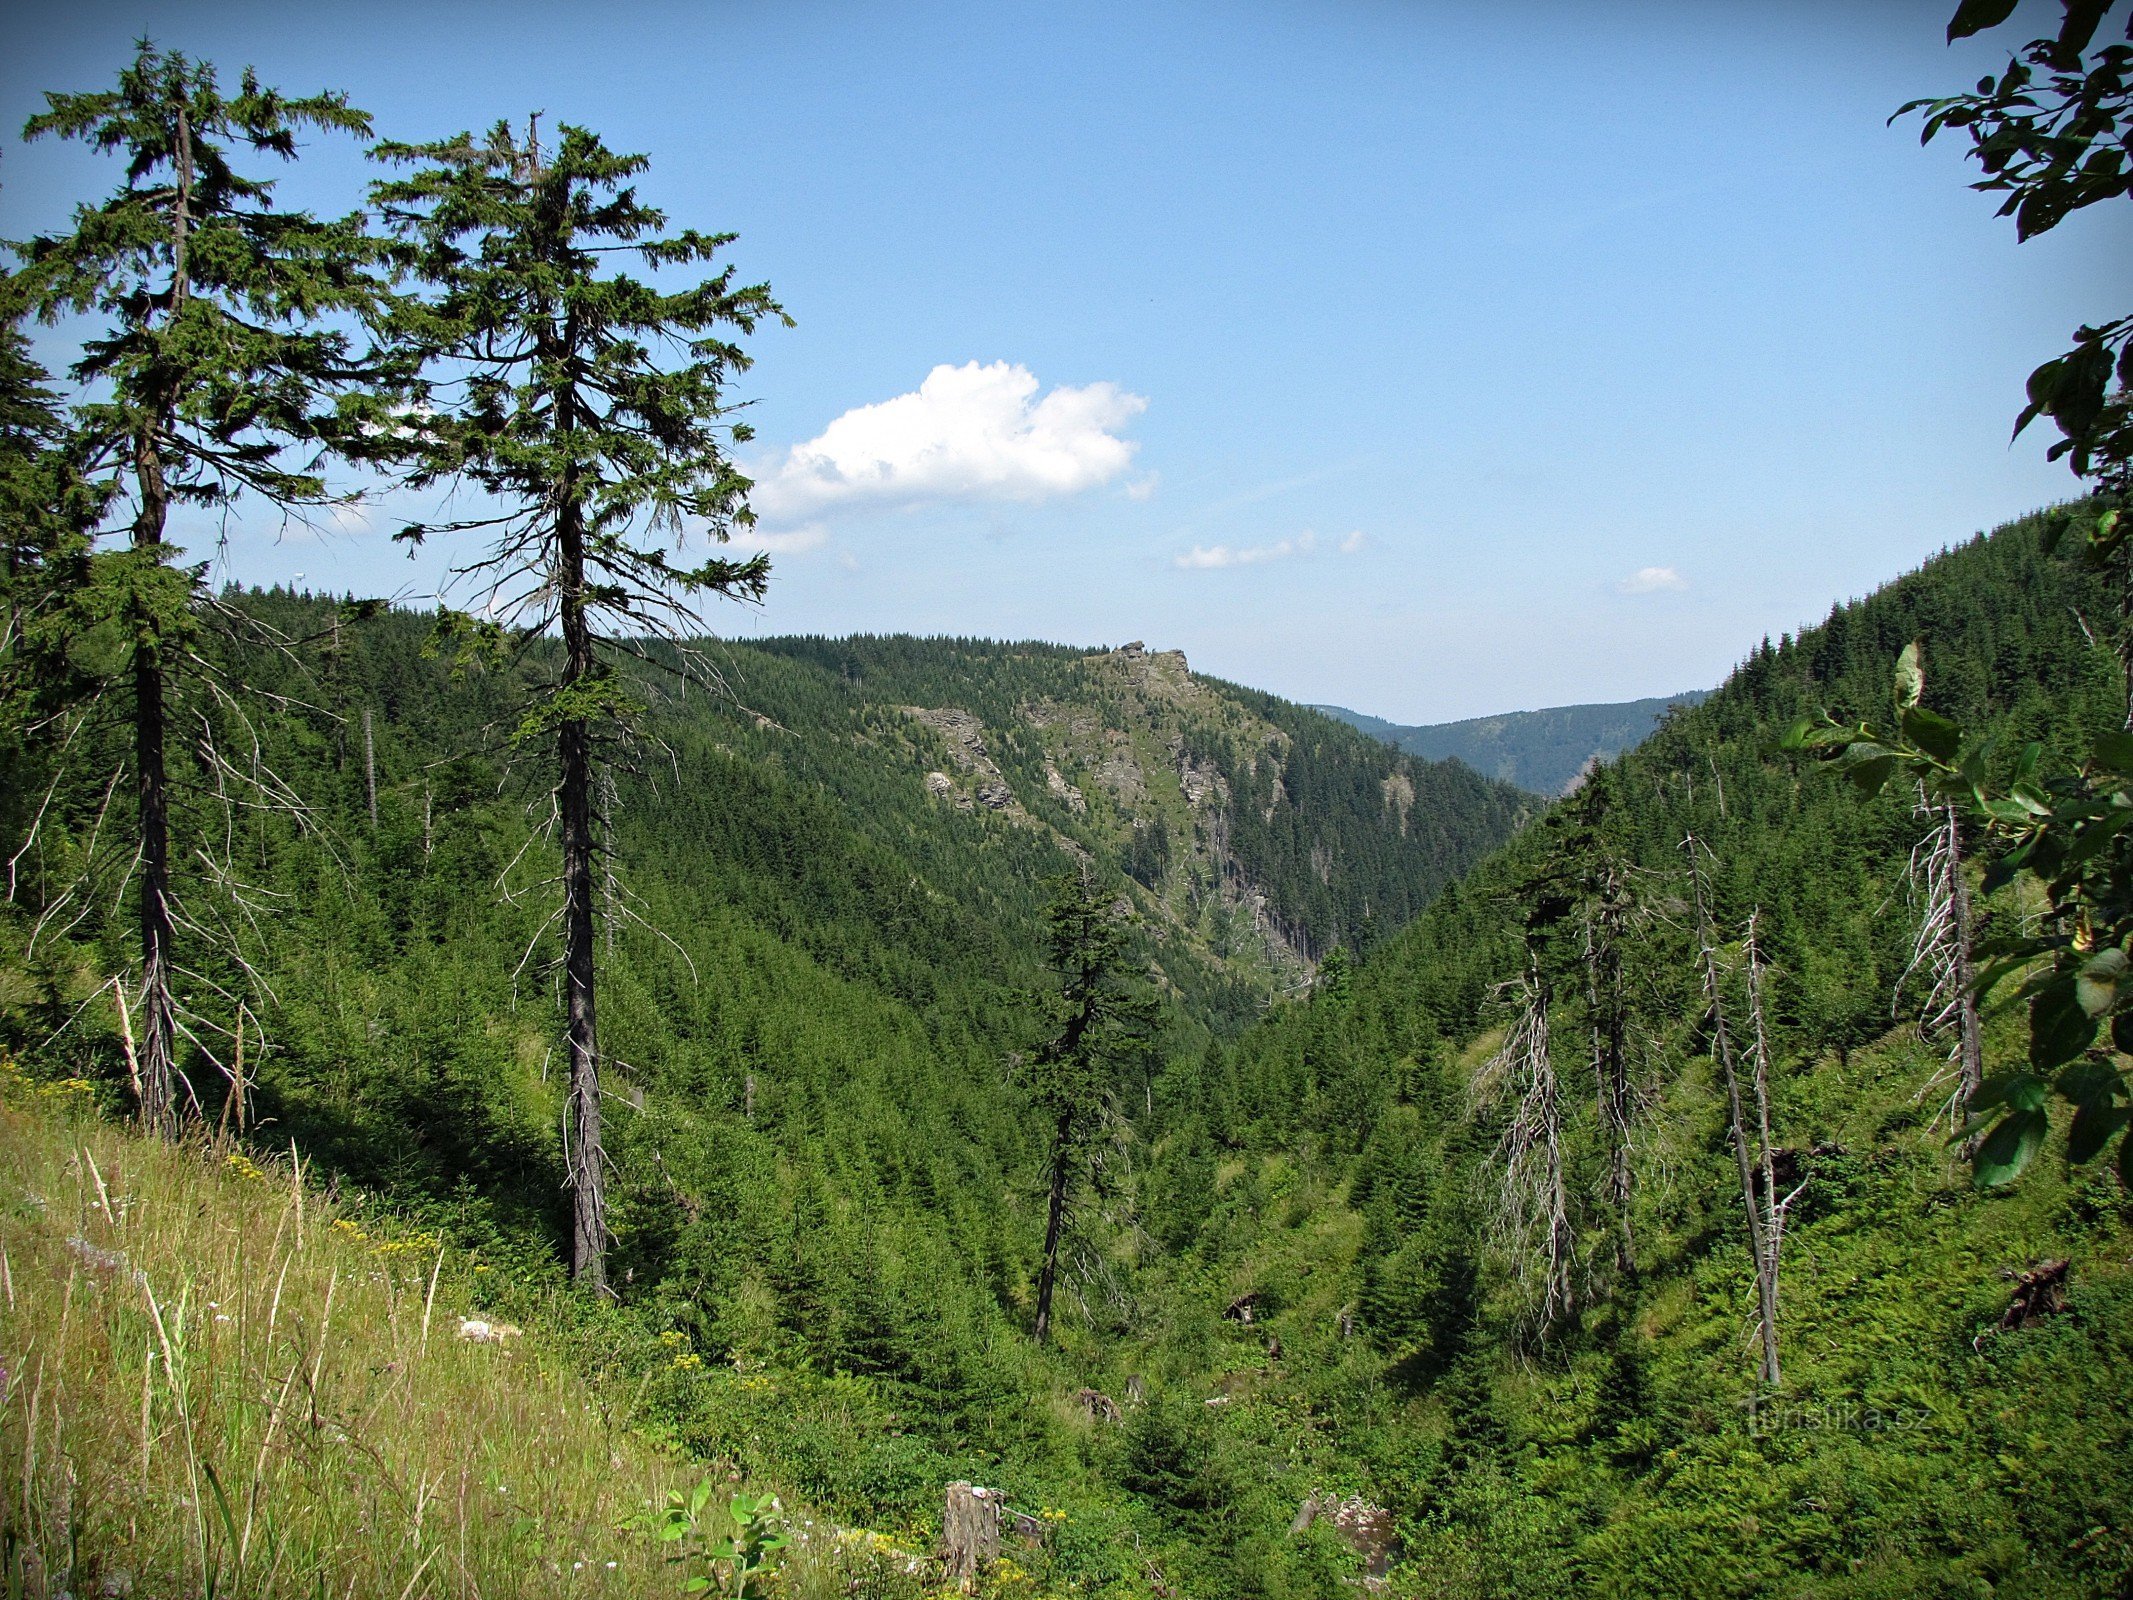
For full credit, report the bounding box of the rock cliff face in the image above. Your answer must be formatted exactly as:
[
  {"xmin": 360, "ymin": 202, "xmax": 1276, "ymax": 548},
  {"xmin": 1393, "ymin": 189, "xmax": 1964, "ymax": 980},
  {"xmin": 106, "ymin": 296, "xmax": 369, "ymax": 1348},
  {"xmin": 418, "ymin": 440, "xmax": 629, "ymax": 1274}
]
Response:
[
  {"xmin": 890, "ymin": 641, "xmax": 1462, "ymax": 984},
  {"xmin": 900, "ymin": 706, "xmax": 1030, "ymax": 816}
]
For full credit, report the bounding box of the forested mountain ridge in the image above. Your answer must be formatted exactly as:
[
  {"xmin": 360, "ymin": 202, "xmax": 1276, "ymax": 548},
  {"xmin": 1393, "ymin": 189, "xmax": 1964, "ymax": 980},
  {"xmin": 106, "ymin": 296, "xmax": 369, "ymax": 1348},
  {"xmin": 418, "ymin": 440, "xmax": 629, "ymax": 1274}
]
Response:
[
  {"xmin": 693, "ymin": 633, "xmax": 1532, "ymax": 984},
  {"xmin": 1110, "ymin": 506, "xmax": 2133, "ymax": 1596},
  {"xmin": 1314, "ymin": 690, "xmax": 1712, "ymax": 796}
]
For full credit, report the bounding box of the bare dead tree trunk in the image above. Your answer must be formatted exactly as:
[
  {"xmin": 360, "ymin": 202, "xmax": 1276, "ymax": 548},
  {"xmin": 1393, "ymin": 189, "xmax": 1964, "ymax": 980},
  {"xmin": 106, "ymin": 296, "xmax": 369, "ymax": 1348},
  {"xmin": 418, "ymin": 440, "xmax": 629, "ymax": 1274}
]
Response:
[
  {"xmin": 1475, "ymin": 958, "xmax": 1574, "ymax": 1331},
  {"xmin": 1685, "ymin": 836, "xmax": 1781, "ymax": 1386},
  {"xmin": 363, "ymin": 707, "xmax": 377, "ymax": 829},
  {"xmin": 1948, "ymin": 808, "xmax": 1984, "ymax": 1122},
  {"xmin": 1903, "ymin": 795, "xmax": 1984, "ymax": 1149},
  {"xmin": 1741, "ymin": 915, "xmax": 1787, "ymax": 1256},
  {"xmin": 1940, "ymin": 803, "xmax": 1985, "ymax": 1138}
]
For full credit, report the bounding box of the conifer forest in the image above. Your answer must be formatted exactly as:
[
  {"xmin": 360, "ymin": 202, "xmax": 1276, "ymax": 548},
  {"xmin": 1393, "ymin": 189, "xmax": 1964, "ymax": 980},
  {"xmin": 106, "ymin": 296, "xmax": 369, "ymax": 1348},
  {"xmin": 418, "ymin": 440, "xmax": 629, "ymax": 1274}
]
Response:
[{"xmin": 3, "ymin": 3, "xmax": 2132, "ymax": 1596}]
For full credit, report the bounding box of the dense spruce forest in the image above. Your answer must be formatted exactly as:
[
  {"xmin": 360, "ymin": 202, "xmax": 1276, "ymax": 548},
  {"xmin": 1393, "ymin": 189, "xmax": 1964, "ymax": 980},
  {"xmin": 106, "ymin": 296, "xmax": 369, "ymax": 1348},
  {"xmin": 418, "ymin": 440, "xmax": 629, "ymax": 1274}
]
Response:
[{"xmin": 7, "ymin": 5, "xmax": 2133, "ymax": 1596}]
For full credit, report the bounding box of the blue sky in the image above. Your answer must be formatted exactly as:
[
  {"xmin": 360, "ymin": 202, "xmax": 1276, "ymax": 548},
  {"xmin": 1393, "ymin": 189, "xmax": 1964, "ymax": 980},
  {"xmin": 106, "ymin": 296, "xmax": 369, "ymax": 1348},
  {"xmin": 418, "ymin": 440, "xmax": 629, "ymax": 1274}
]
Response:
[{"xmin": 4, "ymin": 0, "xmax": 2125, "ymax": 722}]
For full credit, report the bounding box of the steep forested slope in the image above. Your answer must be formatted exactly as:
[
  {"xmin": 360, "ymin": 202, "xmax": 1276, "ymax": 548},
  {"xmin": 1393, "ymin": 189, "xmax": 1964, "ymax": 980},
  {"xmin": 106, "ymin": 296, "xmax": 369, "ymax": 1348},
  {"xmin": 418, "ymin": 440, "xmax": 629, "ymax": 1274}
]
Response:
[{"xmin": 1113, "ymin": 507, "xmax": 2133, "ymax": 1597}]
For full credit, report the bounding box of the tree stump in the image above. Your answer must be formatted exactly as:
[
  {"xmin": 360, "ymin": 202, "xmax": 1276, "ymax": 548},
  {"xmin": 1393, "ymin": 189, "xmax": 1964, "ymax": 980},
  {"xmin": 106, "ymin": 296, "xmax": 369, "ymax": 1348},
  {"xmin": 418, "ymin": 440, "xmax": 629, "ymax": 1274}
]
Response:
[{"xmin": 942, "ymin": 1481, "xmax": 1001, "ymax": 1590}]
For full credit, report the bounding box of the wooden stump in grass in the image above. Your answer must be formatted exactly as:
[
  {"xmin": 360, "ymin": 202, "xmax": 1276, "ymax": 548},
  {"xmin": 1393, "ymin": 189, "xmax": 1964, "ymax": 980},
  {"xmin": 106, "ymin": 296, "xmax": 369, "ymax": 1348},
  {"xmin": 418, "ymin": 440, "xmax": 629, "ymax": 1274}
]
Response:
[{"xmin": 943, "ymin": 1481, "xmax": 1001, "ymax": 1590}]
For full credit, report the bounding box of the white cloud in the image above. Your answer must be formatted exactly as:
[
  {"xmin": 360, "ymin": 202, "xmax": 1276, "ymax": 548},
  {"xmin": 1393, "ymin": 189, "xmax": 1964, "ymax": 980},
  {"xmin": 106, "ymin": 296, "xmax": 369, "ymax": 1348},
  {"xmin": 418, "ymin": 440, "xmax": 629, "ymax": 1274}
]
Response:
[
  {"xmin": 1125, "ymin": 472, "xmax": 1161, "ymax": 501},
  {"xmin": 1617, "ymin": 565, "xmax": 1688, "ymax": 594},
  {"xmin": 752, "ymin": 361, "xmax": 1146, "ymax": 524},
  {"xmin": 1174, "ymin": 531, "xmax": 1317, "ymax": 570},
  {"xmin": 728, "ymin": 522, "xmax": 830, "ymax": 557},
  {"xmin": 1338, "ymin": 529, "xmax": 1366, "ymax": 554}
]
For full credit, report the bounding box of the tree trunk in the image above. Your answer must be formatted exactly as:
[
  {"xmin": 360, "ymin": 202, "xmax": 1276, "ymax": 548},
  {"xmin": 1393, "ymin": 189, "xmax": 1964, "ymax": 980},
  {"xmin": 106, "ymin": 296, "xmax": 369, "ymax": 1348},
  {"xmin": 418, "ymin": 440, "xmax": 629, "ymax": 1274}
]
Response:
[
  {"xmin": 363, "ymin": 706, "xmax": 377, "ymax": 829},
  {"xmin": 1686, "ymin": 837, "xmax": 1781, "ymax": 1386},
  {"xmin": 1742, "ymin": 915, "xmax": 1787, "ymax": 1343},
  {"xmin": 1032, "ymin": 1108, "xmax": 1073, "ymax": 1343},
  {"xmin": 131, "ymin": 419, "xmax": 179, "ymax": 1136},
  {"xmin": 559, "ymin": 496, "xmax": 605, "ymax": 1293},
  {"xmin": 942, "ymin": 1482, "xmax": 1001, "ymax": 1591}
]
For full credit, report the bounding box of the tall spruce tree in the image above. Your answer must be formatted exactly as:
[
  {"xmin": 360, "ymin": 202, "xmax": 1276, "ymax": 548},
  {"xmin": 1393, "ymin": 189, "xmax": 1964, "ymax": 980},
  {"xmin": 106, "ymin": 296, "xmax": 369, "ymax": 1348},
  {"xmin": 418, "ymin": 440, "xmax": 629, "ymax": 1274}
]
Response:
[
  {"xmin": 1031, "ymin": 867, "xmax": 1155, "ymax": 1343},
  {"xmin": 14, "ymin": 45, "xmax": 387, "ymax": 1132},
  {"xmin": 371, "ymin": 118, "xmax": 785, "ymax": 1291}
]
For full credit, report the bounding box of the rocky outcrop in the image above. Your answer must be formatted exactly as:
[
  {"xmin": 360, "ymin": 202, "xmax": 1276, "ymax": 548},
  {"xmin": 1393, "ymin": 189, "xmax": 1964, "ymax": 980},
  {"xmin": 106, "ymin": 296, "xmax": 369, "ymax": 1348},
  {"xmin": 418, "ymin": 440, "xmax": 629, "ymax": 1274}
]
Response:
[
  {"xmin": 903, "ymin": 707, "xmax": 1026, "ymax": 818},
  {"xmin": 1290, "ymin": 1495, "xmax": 1398, "ymax": 1582},
  {"xmin": 1044, "ymin": 760, "xmax": 1087, "ymax": 813},
  {"xmin": 1094, "ymin": 731, "xmax": 1148, "ymax": 807},
  {"xmin": 1380, "ymin": 770, "xmax": 1415, "ymax": 836}
]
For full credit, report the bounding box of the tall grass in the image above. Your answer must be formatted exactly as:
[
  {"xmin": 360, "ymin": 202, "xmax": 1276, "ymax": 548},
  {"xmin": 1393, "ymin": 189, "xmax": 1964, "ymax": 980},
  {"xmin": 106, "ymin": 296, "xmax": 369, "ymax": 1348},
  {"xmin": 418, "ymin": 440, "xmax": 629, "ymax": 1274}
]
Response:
[{"xmin": 0, "ymin": 1069, "xmax": 721, "ymax": 1598}]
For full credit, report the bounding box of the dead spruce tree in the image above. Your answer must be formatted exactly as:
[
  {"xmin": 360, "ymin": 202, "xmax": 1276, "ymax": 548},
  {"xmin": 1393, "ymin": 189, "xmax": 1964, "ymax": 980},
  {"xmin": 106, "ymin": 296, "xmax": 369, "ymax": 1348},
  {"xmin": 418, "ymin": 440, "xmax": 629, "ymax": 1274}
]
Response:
[
  {"xmin": 1684, "ymin": 835, "xmax": 1793, "ymax": 1386},
  {"xmin": 1564, "ymin": 772, "xmax": 1639, "ymax": 1273},
  {"xmin": 15, "ymin": 44, "xmax": 389, "ymax": 1132},
  {"xmin": 1472, "ymin": 955, "xmax": 1575, "ymax": 1333},
  {"xmin": 1903, "ymin": 784, "xmax": 1985, "ymax": 1139},
  {"xmin": 1518, "ymin": 770, "xmax": 1643, "ymax": 1280},
  {"xmin": 373, "ymin": 118, "xmax": 785, "ymax": 1291}
]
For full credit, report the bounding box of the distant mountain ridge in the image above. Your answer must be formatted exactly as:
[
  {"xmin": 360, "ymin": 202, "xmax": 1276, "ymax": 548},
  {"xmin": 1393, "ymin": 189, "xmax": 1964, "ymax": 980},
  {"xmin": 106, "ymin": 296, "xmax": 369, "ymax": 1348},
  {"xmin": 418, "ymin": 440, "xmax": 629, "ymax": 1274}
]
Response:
[{"xmin": 1314, "ymin": 689, "xmax": 1711, "ymax": 795}]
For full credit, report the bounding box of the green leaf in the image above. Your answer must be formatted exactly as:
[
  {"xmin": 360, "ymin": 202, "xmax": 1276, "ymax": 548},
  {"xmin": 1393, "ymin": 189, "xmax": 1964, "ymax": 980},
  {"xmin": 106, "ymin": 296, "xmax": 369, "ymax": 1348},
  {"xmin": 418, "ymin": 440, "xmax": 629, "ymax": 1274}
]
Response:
[
  {"xmin": 1947, "ymin": 0, "xmax": 2019, "ymax": 40},
  {"xmin": 1894, "ymin": 641, "xmax": 1925, "ymax": 709},
  {"xmin": 1972, "ymin": 1069, "xmax": 2049, "ymax": 1114},
  {"xmin": 2031, "ymin": 982, "xmax": 2099, "ymax": 1069},
  {"xmin": 2077, "ymin": 948, "xmax": 2128, "ymax": 1016},
  {"xmin": 2007, "ymin": 781, "xmax": 2052, "ymax": 817},
  {"xmin": 1900, "ymin": 704, "xmax": 1964, "ymax": 763},
  {"xmin": 1845, "ymin": 752, "xmax": 1897, "ymax": 796},
  {"xmin": 2068, "ymin": 1101, "xmax": 2130, "ymax": 1164},
  {"xmin": 204, "ymin": 1461, "xmax": 241, "ymax": 1558},
  {"xmin": 690, "ymin": 1478, "xmax": 714, "ymax": 1518},
  {"xmin": 1973, "ymin": 1108, "xmax": 2048, "ymax": 1187},
  {"xmin": 2120, "ymin": 1126, "xmax": 2133, "ymax": 1189},
  {"xmin": 1799, "ymin": 724, "xmax": 1865, "ymax": 749},
  {"xmin": 2057, "ymin": 1058, "xmax": 2125, "ymax": 1106}
]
